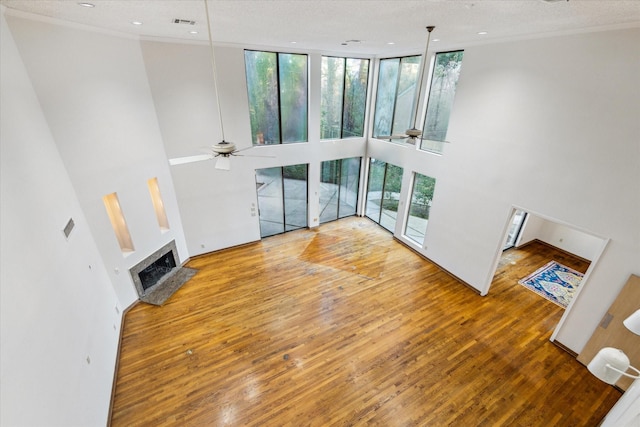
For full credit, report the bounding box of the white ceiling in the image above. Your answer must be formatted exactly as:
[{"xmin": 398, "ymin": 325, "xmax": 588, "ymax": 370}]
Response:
[{"xmin": 2, "ymin": 0, "xmax": 639, "ymax": 55}]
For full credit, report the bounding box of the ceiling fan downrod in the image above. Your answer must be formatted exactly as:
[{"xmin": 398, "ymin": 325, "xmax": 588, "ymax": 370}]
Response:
[{"xmin": 409, "ymin": 25, "xmax": 436, "ymax": 134}]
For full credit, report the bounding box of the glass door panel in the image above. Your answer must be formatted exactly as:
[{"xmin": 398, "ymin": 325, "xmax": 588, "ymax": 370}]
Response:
[
  {"xmin": 320, "ymin": 158, "xmax": 361, "ymax": 224},
  {"xmin": 283, "ymin": 164, "xmax": 308, "ymax": 231},
  {"xmin": 256, "ymin": 167, "xmax": 285, "ymax": 237},
  {"xmin": 319, "ymin": 160, "xmax": 339, "ymax": 223},
  {"xmin": 404, "ymin": 173, "xmax": 436, "ymax": 245},
  {"xmin": 365, "ymin": 158, "xmax": 403, "ymax": 232},
  {"xmin": 365, "ymin": 159, "xmax": 385, "ymax": 223},
  {"xmin": 338, "ymin": 157, "xmax": 360, "ymax": 218},
  {"xmin": 379, "ymin": 164, "xmax": 402, "ymax": 232}
]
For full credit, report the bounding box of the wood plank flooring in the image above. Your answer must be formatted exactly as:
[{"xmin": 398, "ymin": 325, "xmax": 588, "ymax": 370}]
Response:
[{"xmin": 110, "ymin": 217, "xmax": 621, "ymax": 426}]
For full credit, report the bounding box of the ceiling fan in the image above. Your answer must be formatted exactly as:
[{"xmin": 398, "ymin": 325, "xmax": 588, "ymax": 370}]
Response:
[
  {"xmin": 168, "ymin": 141, "xmax": 261, "ymax": 170},
  {"xmin": 376, "ymin": 26, "xmax": 447, "ymax": 145},
  {"xmin": 168, "ymin": 0, "xmax": 269, "ymax": 170}
]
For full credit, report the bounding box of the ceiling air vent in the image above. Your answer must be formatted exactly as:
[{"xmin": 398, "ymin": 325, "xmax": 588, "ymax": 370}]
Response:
[{"xmin": 173, "ymin": 18, "xmax": 196, "ymax": 25}]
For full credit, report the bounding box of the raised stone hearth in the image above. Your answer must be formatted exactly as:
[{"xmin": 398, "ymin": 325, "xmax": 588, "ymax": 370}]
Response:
[{"xmin": 129, "ymin": 241, "xmax": 196, "ymax": 306}]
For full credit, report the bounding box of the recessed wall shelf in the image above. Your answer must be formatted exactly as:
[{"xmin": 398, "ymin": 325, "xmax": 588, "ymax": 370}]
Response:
[{"xmin": 103, "ymin": 192, "xmax": 135, "ymax": 254}]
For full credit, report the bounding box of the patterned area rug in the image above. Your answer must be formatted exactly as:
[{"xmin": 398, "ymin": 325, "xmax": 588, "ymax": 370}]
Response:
[{"xmin": 518, "ymin": 261, "xmax": 584, "ymax": 308}]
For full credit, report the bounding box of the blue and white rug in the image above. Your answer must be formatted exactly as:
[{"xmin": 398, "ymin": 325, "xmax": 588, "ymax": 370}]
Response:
[{"xmin": 518, "ymin": 261, "xmax": 584, "ymax": 308}]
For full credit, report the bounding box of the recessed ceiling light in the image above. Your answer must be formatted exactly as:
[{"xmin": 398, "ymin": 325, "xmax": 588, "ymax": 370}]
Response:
[
  {"xmin": 189, "ymin": 30, "xmax": 198, "ymax": 34},
  {"xmin": 387, "ymin": 42, "xmax": 395, "ymax": 45},
  {"xmin": 290, "ymin": 41, "xmax": 297, "ymax": 44},
  {"xmin": 477, "ymin": 31, "xmax": 488, "ymax": 35},
  {"xmin": 432, "ymin": 38, "xmax": 440, "ymax": 42},
  {"xmin": 131, "ymin": 21, "xmax": 143, "ymax": 26},
  {"xmin": 78, "ymin": 2, "xmax": 95, "ymax": 7}
]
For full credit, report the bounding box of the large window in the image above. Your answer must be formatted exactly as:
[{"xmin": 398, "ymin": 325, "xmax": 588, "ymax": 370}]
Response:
[
  {"xmin": 372, "ymin": 55, "xmax": 421, "ymax": 140},
  {"xmin": 420, "ymin": 50, "xmax": 464, "ymax": 153},
  {"xmin": 321, "ymin": 57, "xmax": 369, "ymax": 139},
  {"xmin": 245, "ymin": 51, "xmax": 308, "ymax": 145},
  {"xmin": 404, "ymin": 173, "xmax": 436, "ymax": 245},
  {"xmin": 255, "ymin": 165, "xmax": 308, "ymax": 237},
  {"xmin": 365, "ymin": 158, "xmax": 403, "ymax": 232},
  {"xmin": 319, "ymin": 157, "xmax": 361, "ymax": 223}
]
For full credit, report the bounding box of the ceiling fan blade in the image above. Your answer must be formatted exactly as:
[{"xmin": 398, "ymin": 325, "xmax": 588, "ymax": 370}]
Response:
[
  {"xmin": 169, "ymin": 154, "xmax": 213, "ymax": 165},
  {"xmin": 419, "ymin": 137, "xmax": 452, "ymax": 143},
  {"xmin": 233, "ymin": 146, "xmax": 255, "ymax": 154},
  {"xmin": 231, "ymin": 153, "xmax": 276, "ymax": 158},
  {"xmin": 215, "ymin": 156, "xmax": 231, "ymax": 170},
  {"xmin": 375, "ymin": 135, "xmax": 407, "ymax": 140}
]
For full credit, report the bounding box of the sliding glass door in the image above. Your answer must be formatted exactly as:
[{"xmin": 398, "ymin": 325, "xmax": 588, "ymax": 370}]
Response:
[
  {"xmin": 404, "ymin": 173, "xmax": 436, "ymax": 245},
  {"xmin": 365, "ymin": 158, "xmax": 403, "ymax": 232},
  {"xmin": 319, "ymin": 157, "xmax": 361, "ymax": 224},
  {"xmin": 256, "ymin": 164, "xmax": 308, "ymax": 238}
]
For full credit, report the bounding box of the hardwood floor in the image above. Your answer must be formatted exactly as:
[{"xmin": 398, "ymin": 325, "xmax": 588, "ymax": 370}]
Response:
[{"xmin": 110, "ymin": 217, "xmax": 620, "ymax": 426}]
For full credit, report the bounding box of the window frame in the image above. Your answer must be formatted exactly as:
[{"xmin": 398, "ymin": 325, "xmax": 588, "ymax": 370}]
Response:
[
  {"xmin": 403, "ymin": 172, "xmax": 436, "ymax": 246},
  {"xmin": 372, "ymin": 54, "xmax": 421, "ymax": 140},
  {"xmin": 419, "ymin": 49, "xmax": 464, "ymax": 154},
  {"xmin": 365, "ymin": 158, "xmax": 404, "ymax": 233},
  {"xmin": 245, "ymin": 49, "xmax": 309, "ymax": 145},
  {"xmin": 321, "ymin": 56, "xmax": 370, "ymax": 140},
  {"xmin": 255, "ymin": 164, "xmax": 309, "ymax": 237},
  {"xmin": 319, "ymin": 157, "xmax": 361, "ymax": 224}
]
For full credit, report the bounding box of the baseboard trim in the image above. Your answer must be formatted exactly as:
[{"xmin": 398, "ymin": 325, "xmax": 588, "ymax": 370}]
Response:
[
  {"xmin": 393, "ymin": 237, "xmax": 482, "ymax": 296},
  {"xmin": 107, "ymin": 300, "xmax": 138, "ymax": 426},
  {"xmin": 551, "ymin": 339, "xmax": 578, "ymax": 358},
  {"xmin": 189, "ymin": 239, "xmax": 261, "ymax": 261},
  {"xmin": 520, "ymin": 239, "xmax": 591, "ymax": 264}
]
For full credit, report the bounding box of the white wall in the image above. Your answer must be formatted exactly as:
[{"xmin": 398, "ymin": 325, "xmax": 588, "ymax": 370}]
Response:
[
  {"xmin": 1, "ymin": 8, "xmax": 120, "ymax": 426},
  {"xmin": 6, "ymin": 15, "xmax": 189, "ymax": 308},
  {"xmin": 517, "ymin": 212, "xmax": 544, "ymax": 246},
  {"xmin": 538, "ymin": 220, "xmax": 604, "ymax": 262},
  {"xmin": 517, "ymin": 212, "xmax": 603, "ymax": 261},
  {"xmin": 517, "ymin": 213, "xmax": 604, "ymax": 261},
  {"xmin": 140, "ymin": 43, "xmax": 367, "ymax": 255},
  {"xmin": 391, "ymin": 28, "xmax": 639, "ymax": 352}
]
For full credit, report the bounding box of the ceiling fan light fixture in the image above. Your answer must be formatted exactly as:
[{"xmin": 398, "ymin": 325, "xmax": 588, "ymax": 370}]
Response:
[{"xmin": 215, "ymin": 157, "xmax": 231, "ymax": 170}]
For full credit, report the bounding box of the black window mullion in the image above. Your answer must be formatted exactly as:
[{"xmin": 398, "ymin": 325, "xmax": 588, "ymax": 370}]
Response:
[
  {"xmin": 390, "ymin": 60, "xmax": 403, "ymax": 136},
  {"xmin": 354, "ymin": 60, "xmax": 369, "ymax": 139},
  {"xmin": 305, "ymin": 56, "xmax": 309, "ymax": 142},
  {"xmin": 379, "ymin": 162, "xmax": 388, "ymax": 224},
  {"xmin": 305, "ymin": 165, "xmax": 309, "ymax": 227},
  {"xmin": 339, "ymin": 59, "xmax": 347, "ymax": 139},
  {"xmin": 280, "ymin": 166, "xmax": 287, "ymax": 229},
  {"xmin": 275, "ymin": 53, "xmax": 284, "ymax": 144},
  {"xmin": 336, "ymin": 159, "xmax": 343, "ymax": 215}
]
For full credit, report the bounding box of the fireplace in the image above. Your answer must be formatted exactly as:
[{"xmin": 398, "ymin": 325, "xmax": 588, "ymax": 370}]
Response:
[
  {"xmin": 129, "ymin": 241, "xmax": 196, "ymax": 305},
  {"xmin": 138, "ymin": 250, "xmax": 177, "ymax": 291}
]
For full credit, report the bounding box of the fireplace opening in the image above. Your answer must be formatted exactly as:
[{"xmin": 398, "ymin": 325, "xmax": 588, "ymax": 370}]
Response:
[
  {"xmin": 129, "ymin": 240, "xmax": 197, "ymax": 306},
  {"xmin": 139, "ymin": 250, "xmax": 177, "ymax": 291}
]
